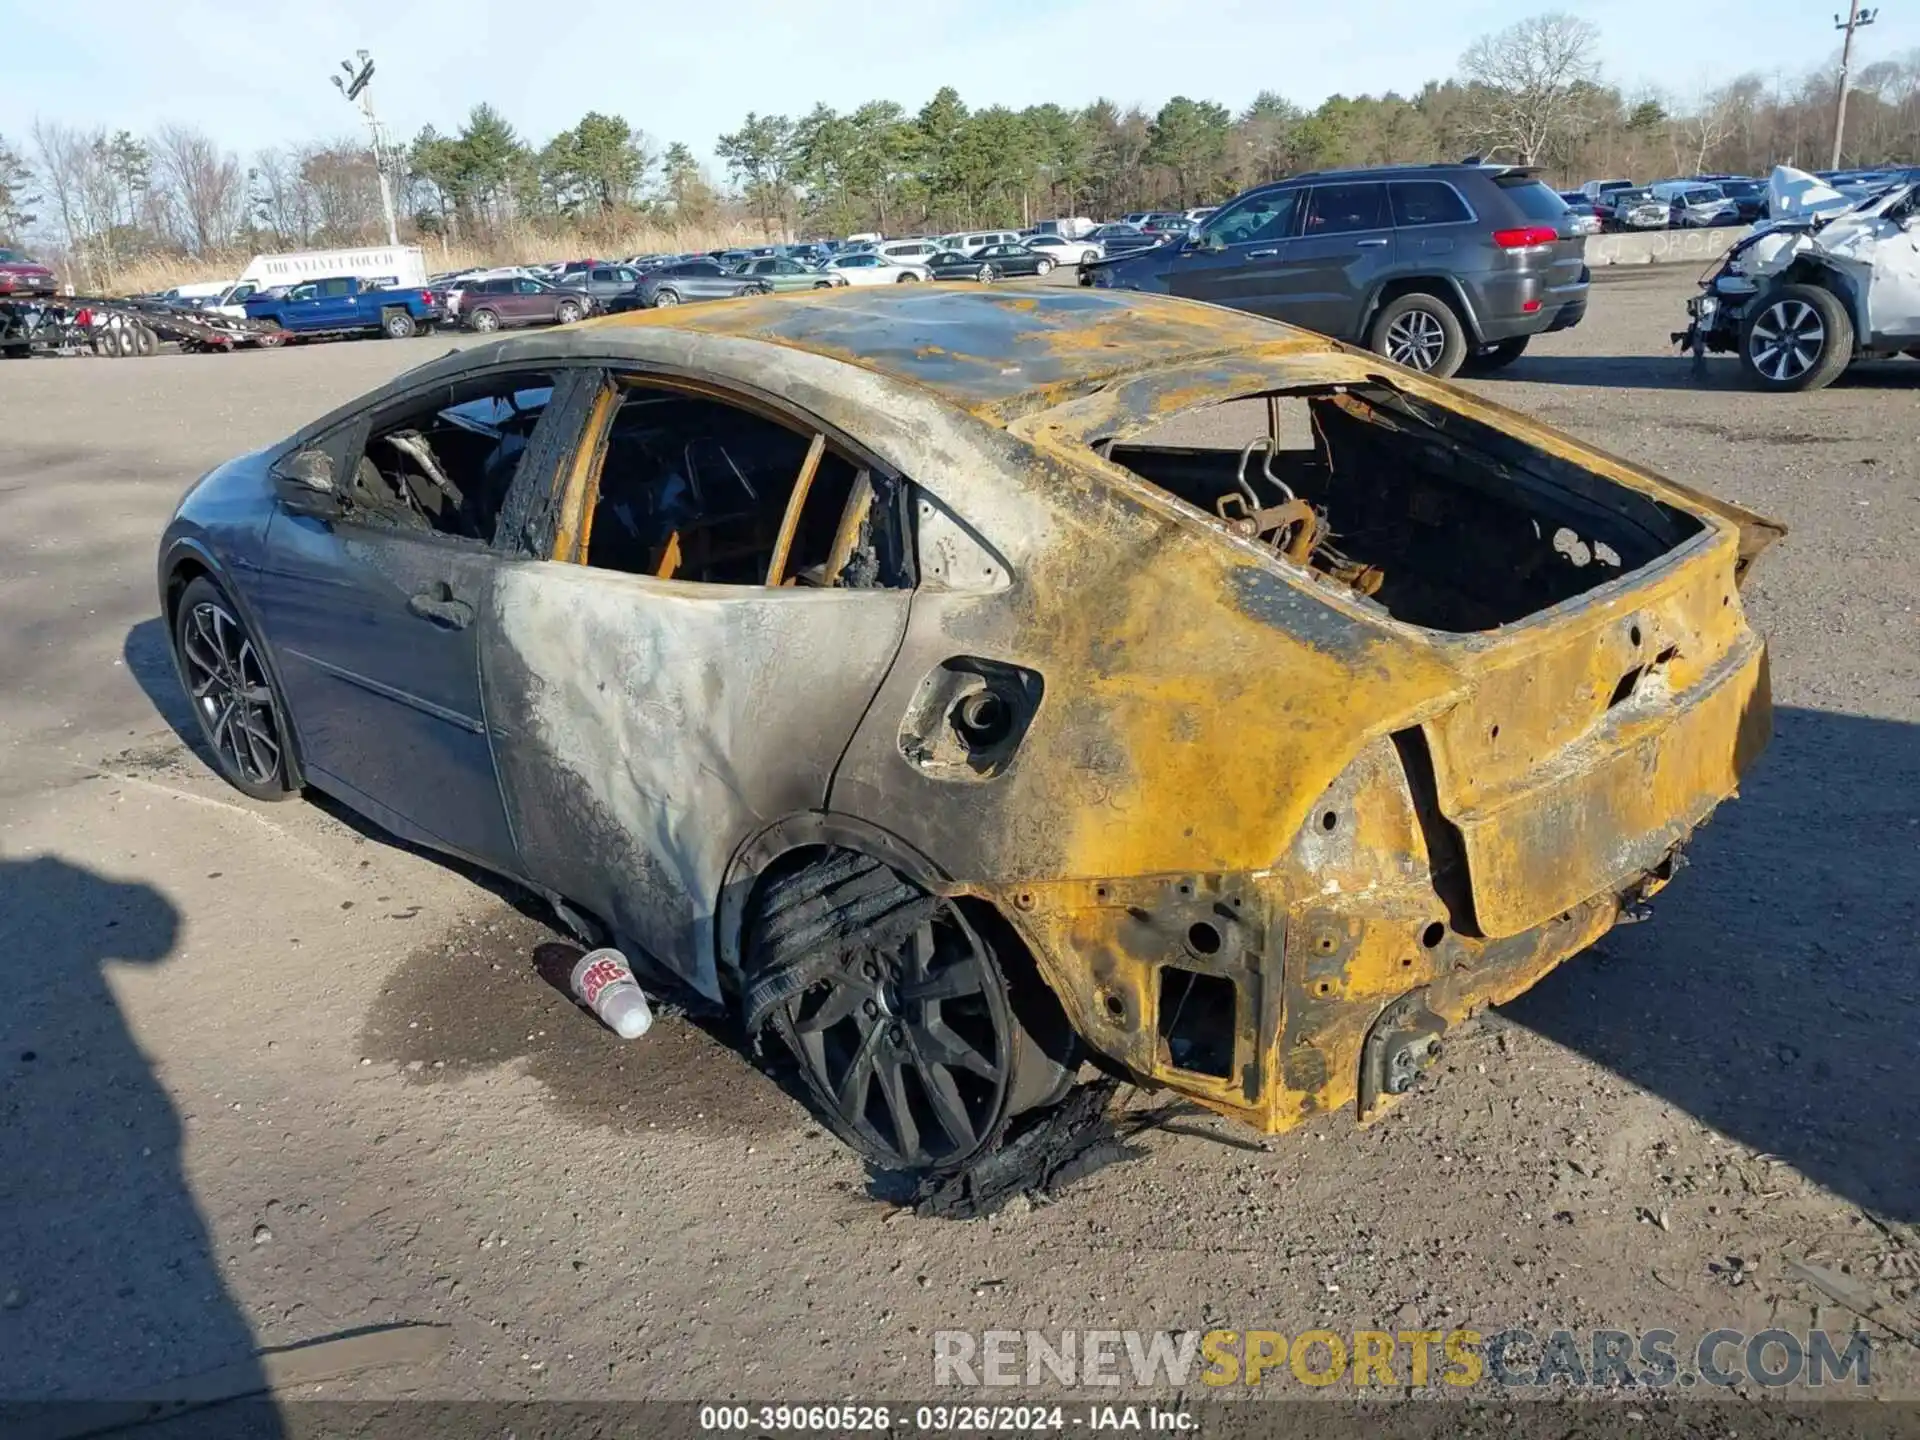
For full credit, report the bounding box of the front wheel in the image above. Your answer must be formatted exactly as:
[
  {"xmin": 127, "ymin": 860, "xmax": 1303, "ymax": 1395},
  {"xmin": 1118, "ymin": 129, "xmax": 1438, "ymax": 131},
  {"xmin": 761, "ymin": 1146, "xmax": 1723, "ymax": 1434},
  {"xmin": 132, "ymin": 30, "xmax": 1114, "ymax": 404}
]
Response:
[
  {"xmin": 468, "ymin": 307, "xmax": 501, "ymax": 333},
  {"xmin": 171, "ymin": 576, "xmax": 296, "ymax": 802},
  {"xmin": 1035, "ymin": 257, "xmax": 1053, "ymax": 275},
  {"xmin": 555, "ymin": 300, "xmax": 582, "ymax": 325},
  {"xmin": 1368, "ymin": 292, "xmax": 1467, "ymax": 378},
  {"xmin": 1740, "ymin": 283, "xmax": 1852, "ymax": 392},
  {"xmin": 895, "ymin": 272, "xmax": 919, "ymax": 283},
  {"xmin": 382, "ymin": 309, "xmax": 417, "ymax": 339},
  {"xmin": 979, "ymin": 265, "xmax": 998, "ymax": 284},
  {"xmin": 651, "ymin": 288, "xmax": 681, "ymax": 307}
]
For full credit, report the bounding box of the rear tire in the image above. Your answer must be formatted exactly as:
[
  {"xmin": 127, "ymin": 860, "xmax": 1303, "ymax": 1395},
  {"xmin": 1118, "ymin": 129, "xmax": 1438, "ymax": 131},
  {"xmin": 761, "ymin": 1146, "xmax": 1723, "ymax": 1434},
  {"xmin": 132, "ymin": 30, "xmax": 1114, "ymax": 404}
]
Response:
[
  {"xmin": 382, "ymin": 309, "xmax": 416, "ymax": 339},
  {"xmin": 896, "ymin": 272, "xmax": 919, "ymax": 283},
  {"xmin": 1739, "ymin": 282, "xmax": 1851, "ymax": 392},
  {"xmin": 170, "ymin": 576, "xmax": 296, "ymax": 803},
  {"xmin": 555, "ymin": 300, "xmax": 583, "ymax": 324},
  {"xmin": 1461, "ymin": 336, "xmax": 1530, "ymax": 372},
  {"xmin": 652, "ymin": 288, "xmax": 681, "ymax": 307},
  {"xmin": 468, "ymin": 307, "xmax": 501, "ymax": 333},
  {"xmin": 133, "ymin": 324, "xmax": 159, "ymax": 358},
  {"xmin": 745, "ymin": 850, "xmax": 1076, "ymax": 1176},
  {"xmin": 1035, "ymin": 257, "xmax": 1053, "ymax": 275},
  {"xmin": 1368, "ymin": 291, "xmax": 1468, "ymax": 378}
]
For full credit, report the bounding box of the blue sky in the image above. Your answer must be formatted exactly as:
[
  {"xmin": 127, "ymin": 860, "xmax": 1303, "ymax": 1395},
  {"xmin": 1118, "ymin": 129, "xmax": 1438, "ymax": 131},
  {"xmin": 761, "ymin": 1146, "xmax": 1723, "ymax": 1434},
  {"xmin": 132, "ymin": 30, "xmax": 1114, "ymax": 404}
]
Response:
[{"xmin": 4, "ymin": 0, "xmax": 1913, "ymax": 170}]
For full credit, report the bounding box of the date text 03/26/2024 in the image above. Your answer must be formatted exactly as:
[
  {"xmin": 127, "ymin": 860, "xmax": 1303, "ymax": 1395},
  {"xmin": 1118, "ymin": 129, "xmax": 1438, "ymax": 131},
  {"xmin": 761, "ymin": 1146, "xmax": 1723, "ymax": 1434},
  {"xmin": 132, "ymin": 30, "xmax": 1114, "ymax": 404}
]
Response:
[{"xmin": 698, "ymin": 1404, "xmax": 1193, "ymax": 1432}]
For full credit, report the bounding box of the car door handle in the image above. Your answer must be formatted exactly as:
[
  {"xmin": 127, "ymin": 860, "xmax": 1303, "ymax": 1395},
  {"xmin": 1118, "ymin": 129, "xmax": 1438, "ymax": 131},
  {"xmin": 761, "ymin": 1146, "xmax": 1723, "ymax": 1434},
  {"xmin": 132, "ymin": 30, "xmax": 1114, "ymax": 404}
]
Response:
[
  {"xmin": 1356, "ymin": 238, "xmax": 1389, "ymax": 247},
  {"xmin": 408, "ymin": 584, "xmax": 474, "ymax": 630},
  {"xmin": 1247, "ymin": 248, "xmax": 1280, "ymax": 258}
]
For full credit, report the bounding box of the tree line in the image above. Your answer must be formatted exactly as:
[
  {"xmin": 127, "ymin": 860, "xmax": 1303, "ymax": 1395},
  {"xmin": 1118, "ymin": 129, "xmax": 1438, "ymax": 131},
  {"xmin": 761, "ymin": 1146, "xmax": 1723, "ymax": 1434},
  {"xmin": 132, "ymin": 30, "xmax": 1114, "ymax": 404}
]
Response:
[{"xmin": 6, "ymin": 11, "xmax": 1920, "ymax": 280}]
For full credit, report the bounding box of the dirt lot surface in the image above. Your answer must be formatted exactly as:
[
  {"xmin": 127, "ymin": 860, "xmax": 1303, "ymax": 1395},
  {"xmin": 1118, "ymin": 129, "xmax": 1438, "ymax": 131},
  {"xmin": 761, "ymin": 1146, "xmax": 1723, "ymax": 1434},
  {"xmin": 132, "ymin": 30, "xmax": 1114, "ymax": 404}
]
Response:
[{"xmin": 2, "ymin": 269, "xmax": 1917, "ymax": 1416}]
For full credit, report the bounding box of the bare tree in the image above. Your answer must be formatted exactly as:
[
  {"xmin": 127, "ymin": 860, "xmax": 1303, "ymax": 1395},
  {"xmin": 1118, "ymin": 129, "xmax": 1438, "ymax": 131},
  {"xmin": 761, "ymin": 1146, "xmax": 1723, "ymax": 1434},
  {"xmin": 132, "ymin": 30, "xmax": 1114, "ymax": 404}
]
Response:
[
  {"xmin": 1461, "ymin": 13, "xmax": 1602, "ymax": 165},
  {"xmin": 1673, "ymin": 86, "xmax": 1739, "ymax": 174},
  {"xmin": 152, "ymin": 125, "xmax": 243, "ymax": 253}
]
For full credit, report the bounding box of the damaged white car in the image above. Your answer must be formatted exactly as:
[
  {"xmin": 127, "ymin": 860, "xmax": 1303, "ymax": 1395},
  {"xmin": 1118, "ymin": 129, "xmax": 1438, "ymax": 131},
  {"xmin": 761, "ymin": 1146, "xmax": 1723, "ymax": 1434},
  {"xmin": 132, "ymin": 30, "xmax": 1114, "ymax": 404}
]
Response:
[{"xmin": 1678, "ymin": 164, "xmax": 1920, "ymax": 390}]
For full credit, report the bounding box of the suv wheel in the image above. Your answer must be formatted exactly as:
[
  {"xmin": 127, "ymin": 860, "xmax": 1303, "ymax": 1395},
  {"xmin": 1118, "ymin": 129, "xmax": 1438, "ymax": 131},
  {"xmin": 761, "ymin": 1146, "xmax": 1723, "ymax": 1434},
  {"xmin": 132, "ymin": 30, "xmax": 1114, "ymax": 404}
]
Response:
[
  {"xmin": 1739, "ymin": 283, "xmax": 1852, "ymax": 392},
  {"xmin": 1369, "ymin": 292, "xmax": 1467, "ymax": 378}
]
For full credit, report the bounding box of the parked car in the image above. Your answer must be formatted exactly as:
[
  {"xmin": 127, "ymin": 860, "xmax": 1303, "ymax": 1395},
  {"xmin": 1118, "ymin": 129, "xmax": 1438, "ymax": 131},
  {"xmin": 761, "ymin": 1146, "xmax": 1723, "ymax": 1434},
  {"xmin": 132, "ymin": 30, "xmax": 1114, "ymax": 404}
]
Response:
[
  {"xmin": 243, "ymin": 274, "xmax": 443, "ymax": 339},
  {"xmin": 924, "ymin": 243, "xmax": 1059, "ymax": 282},
  {"xmin": 819, "ymin": 253, "xmax": 929, "ymax": 285},
  {"xmin": 1081, "ymin": 163, "xmax": 1589, "ymax": 378},
  {"xmin": 1580, "ymin": 178, "xmax": 1636, "ymax": 203},
  {"xmin": 1679, "ymin": 167, "xmax": 1920, "ymax": 391},
  {"xmin": 1184, "ymin": 207, "xmax": 1218, "ymax": 226},
  {"xmin": 605, "ymin": 260, "xmax": 771, "ymax": 311},
  {"xmin": 1085, "ymin": 223, "xmax": 1163, "ymax": 257},
  {"xmin": 1712, "ymin": 178, "xmax": 1768, "ymax": 224},
  {"xmin": 459, "ymin": 275, "xmax": 592, "ymax": 332},
  {"xmin": 1025, "ymin": 233, "xmax": 1103, "ymax": 265},
  {"xmin": 0, "ymin": 248, "xmax": 59, "ymax": 297},
  {"xmin": 560, "ymin": 264, "xmax": 646, "ymax": 306},
  {"xmin": 1033, "ymin": 217, "xmax": 1097, "ymax": 239},
  {"xmin": 1605, "ymin": 188, "xmax": 1672, "ymax": 230},
  {"xmin": 868, "ymin": 239, "xmax": 944, "ymax": 266},
  {"xmin": 1652, "ymin": 182, "xmax": 1741, "ymax": 228},
  {"xmin": 735, "ymin": 255, "xmax": 848, "ymax": 291},
  {"xmin": 1140, "ymin": 212, "xmax": 1194, "ymax": 235},
  {"xmin": 1557, "ymin": 194, "xmax": 1604, "ymax": 235},
  {"xmin": 942, "ymin": 230, "xmax": 1023, "ymax": 255},
  {"xmin": 157, "ymin": 284, "xmax": 1780, "ymax": 1178}
]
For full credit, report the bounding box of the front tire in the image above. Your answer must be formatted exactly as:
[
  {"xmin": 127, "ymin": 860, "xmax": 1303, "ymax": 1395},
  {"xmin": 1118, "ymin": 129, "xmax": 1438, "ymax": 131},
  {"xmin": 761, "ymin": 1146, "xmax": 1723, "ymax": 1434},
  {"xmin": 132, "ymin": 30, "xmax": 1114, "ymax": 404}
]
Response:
[
  {"xmin": 468, "ymin": 307, "xmax": 501, "ymax": 333},
  {"xmin": 382, "ymin": 309, "xmax": 417, "ymax": 339},
  {"xmin": 652, "ymin": 288, "xmax": 681, "ymax": 307},
  {"xmin": 1740, "ymin": 283, "xmax": 1852, "ymax": 392},
  {"xmin": 171, "ymin": 576, "xmax": 295, "ymax": 802},
  {"xmin": 1368, "ymin": 291, "xmax": 1468, "ymax": 378},
  {"xmin": 1035, "ymin": 257, "xmax": 1053, "ymax": 275},
  {"xmin": 895, "ymin": 272, "xmax": 919, "ymax": 283}
]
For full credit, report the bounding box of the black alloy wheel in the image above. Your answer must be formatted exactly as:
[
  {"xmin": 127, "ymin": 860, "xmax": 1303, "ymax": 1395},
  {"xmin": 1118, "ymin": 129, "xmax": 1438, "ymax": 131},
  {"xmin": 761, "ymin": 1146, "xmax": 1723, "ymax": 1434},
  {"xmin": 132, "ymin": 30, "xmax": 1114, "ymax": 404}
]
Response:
[
  {"xmin": 750, "ymin": 853, "xmax": 1075, "ymax": 1174},
  {"xmin": 172, "ymin": 576, "xmax": 294, "ymax": 801}
]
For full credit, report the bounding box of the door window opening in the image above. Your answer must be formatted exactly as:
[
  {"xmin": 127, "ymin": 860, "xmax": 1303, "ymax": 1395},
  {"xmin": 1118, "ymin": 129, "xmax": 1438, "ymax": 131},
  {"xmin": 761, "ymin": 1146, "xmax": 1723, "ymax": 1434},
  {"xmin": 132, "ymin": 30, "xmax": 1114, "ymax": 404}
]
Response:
[
  {"xmin": 576, "ymin": 379, "xmax": 912, "ymax": 589},
  {"xmin": 349, "ymin": 375, "xmax": 555, "ymax": 543}
]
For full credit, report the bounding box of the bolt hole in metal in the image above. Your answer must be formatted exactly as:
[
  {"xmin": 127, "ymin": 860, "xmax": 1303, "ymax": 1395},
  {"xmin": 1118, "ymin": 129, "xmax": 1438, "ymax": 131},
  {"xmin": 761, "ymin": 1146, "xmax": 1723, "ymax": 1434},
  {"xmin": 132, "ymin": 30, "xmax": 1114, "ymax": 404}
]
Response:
[
  {"xmin": 1629, "ymin": 622, "xmax": 1643, "ymax": 648},
  {"xmin": 1100, "ymin": 990, "xmax": 1126, "ymax": 1021},
  {"xmin": 1186, "ymin": 921, "xmax": 1223, "ymax": 956},
  {"xmin": 1421, "ymin": 921, "xmax": 1446, "ymax": 949},
  {"xmin": 1489, "ymin": 723, "xmax": 1501, "ymax": 741},
  {"xmin": 1316, "ymin": 981, "xmax": 1333, "ymax": 996},
  {"xmin": 1320, "ymin": 810, "xmax": 1339, "ymax": 832}
]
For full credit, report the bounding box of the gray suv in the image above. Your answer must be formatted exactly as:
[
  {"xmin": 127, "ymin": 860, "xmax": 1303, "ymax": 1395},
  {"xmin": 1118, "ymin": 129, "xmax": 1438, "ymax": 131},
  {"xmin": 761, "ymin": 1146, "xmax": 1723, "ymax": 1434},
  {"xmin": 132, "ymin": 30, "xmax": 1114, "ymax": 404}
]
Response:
[{"xmin": 1081, "ymin": 164, "xmax": 1589, "ymax": 377}]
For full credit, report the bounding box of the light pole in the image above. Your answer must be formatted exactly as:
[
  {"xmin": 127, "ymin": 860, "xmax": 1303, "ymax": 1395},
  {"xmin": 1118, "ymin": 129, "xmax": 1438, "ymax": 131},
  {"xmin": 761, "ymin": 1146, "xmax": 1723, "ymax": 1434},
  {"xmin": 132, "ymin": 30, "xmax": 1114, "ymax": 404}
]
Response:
[
  {"xmin": 1830, "ymin": 0, "xmax": 1880, "ymax": 169},
  {"xmin": 331, "ymin": 51, "xmax": 400, "ymax": 247}
]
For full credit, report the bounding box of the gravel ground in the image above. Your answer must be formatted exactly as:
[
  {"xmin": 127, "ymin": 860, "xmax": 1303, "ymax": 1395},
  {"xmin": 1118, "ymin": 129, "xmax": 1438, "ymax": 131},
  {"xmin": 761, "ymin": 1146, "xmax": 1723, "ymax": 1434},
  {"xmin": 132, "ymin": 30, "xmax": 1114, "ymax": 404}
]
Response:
[{"xmin": 1, "ymin": 270, "xmax": 1916, "ymax": 1417}]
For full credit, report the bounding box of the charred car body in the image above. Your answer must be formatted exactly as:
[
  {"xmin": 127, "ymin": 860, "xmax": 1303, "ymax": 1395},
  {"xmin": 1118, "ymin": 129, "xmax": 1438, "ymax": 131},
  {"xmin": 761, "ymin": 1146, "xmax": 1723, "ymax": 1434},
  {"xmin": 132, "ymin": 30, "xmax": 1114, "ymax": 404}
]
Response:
[
  {"xmin": 158, "ymin": 287, "xmax": 1780, "ymax": 1177},
  {"xmin": 1679, "ymin": 165, "xmax": 1920, "ymax": 391}
]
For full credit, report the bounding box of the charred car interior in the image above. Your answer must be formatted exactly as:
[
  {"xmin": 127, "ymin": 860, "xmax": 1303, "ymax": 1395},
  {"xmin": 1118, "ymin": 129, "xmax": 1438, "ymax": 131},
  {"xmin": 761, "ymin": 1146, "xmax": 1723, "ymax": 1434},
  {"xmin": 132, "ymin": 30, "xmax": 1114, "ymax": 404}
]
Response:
[
  {"xmin": 1106, "ymin": 385, "xmax": 1706, "ymax": 633},
  {"xmin": 158, "ymin": 287, "xmax": 1782, "ymax": 1187}
]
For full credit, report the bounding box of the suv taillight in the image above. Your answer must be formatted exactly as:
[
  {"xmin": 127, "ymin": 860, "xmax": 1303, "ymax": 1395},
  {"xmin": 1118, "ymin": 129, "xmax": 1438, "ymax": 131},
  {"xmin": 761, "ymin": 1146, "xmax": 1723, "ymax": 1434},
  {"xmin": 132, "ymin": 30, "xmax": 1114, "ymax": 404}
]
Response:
[{"xmin": 1492, "ymin": 226, "xmax": 1559, "ymax": 249}]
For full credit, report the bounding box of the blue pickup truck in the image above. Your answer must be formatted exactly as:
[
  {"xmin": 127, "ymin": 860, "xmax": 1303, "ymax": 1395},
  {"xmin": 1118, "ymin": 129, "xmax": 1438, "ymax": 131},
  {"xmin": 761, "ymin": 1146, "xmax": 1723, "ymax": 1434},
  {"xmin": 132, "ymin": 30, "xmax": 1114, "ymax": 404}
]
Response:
[{"xmin": 243, "ymin": 274, "xmax": 444, "ymax": 339}]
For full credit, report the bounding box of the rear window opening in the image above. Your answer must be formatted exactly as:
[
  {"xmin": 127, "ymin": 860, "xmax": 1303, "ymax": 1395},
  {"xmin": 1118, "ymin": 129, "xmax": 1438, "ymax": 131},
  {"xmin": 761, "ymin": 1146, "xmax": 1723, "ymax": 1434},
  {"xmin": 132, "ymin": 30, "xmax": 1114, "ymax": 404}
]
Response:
[{"xmin": 1107, "ymin": 385, "xmax": 1704, "ymax": 633}]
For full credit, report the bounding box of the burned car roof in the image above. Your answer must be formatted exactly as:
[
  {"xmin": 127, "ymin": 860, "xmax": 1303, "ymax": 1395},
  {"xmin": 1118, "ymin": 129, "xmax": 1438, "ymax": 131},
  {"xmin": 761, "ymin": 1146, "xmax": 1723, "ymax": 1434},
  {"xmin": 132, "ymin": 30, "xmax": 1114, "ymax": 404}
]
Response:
[{"xmin": 579, "ymin": 286, "xmax": 1325, "ymax": 412}]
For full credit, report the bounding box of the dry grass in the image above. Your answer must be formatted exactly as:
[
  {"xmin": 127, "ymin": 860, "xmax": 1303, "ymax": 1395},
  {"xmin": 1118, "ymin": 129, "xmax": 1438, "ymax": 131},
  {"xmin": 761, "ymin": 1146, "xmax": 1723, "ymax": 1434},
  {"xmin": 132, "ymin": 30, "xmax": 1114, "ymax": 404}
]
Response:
[{"xmin": 88, "ymin": 220, "xmax": 767, "ymax": 296}]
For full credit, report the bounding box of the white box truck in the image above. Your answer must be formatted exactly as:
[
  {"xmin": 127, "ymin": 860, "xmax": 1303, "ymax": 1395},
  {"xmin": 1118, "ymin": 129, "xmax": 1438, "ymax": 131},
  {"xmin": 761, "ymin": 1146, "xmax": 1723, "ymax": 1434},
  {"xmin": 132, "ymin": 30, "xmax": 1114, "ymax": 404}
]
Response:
[{"xmin": 210, "ymin": 245, "xmax": 428, "ymax": 318}]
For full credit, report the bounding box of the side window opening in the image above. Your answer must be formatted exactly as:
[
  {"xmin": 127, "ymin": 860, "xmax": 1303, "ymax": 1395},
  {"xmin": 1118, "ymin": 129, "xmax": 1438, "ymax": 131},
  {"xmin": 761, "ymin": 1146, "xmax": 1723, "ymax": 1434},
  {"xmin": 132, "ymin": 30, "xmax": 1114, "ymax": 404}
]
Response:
[
  {"xmin": 347, "ymin": 374, "xmax": 555, "ymax": 543},
  {"xmin": 577, "ymin": 379, "xmax": 912, "ymax": 590}
]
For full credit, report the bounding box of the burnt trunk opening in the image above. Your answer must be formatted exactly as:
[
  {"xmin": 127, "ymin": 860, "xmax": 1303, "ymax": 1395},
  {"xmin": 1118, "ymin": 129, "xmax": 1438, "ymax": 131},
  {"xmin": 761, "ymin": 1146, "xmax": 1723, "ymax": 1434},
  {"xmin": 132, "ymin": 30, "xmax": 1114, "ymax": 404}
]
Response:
[{"xmin": 1110, "ymin": 387, "xmax": 1704, "ymax": 634}]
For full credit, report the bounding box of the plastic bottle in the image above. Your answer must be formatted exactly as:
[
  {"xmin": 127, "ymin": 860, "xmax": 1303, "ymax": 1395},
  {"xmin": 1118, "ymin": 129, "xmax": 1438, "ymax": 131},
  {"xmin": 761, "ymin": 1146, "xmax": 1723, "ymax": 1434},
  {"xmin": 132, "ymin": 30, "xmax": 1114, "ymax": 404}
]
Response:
[{"xmin": 570, "ymin": 948, "xmax": 653, "ymax": 1040}]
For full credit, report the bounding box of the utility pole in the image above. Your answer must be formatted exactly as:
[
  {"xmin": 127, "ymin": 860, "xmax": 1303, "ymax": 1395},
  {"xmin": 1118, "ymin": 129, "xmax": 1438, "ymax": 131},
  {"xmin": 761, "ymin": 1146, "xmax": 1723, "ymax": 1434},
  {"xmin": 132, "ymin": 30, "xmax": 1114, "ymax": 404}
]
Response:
[
  {"xmin": 331, "ymin": 51, "xmax": 400, "ymax": 247},
  {"xmin": 1830, "ymin": 0, "xmax": 1880, "ymax": 169}
]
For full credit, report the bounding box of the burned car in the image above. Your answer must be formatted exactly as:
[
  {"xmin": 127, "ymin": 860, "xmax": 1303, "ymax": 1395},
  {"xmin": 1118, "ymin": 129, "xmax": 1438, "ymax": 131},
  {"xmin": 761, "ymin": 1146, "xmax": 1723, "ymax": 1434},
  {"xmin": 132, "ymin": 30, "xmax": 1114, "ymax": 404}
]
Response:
[
  {"xmin": 159, "ymin": 287, "xmax": 1780, "ymax": 1176},
  {"xmin": 1679, "ymin": 165, "xmax": 1920, "ymax": 390}
]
